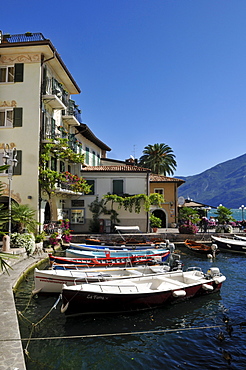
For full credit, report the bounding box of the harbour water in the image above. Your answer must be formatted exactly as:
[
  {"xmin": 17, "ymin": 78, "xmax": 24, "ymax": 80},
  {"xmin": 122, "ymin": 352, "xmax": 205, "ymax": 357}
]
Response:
[
  {"xmin": 15, "ymin": 250, "xmax": 246, "ymax": 370},
  {"xmin": 208, "ymin": 208, "xmax": 245, "ymax": 221}
]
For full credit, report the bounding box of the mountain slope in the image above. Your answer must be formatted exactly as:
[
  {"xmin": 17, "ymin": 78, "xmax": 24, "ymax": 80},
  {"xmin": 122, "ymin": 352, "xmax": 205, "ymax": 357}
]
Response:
[{"xmin": 178, "ymin": 154, "xmax": 246, "ymax": 208}]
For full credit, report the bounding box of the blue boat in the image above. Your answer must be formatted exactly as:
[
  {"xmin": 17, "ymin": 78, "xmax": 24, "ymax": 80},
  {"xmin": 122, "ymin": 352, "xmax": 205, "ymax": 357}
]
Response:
[
  {"xmin": 65, "ymin": 248, "xmax": 170, "ymax": 259},
  {"xmin": 69, "ymin": 242, "xmax": 167, "ymax": 252}
]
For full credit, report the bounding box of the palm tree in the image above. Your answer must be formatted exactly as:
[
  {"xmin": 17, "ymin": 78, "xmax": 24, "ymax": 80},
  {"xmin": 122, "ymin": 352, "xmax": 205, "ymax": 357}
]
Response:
[
  {"xmin": 139, "ymin": 143, "xmax": 177, "ymax": 175},
  {"xmin": 10, "ymin": 203, "xmax": 39, "ymax": 233}
]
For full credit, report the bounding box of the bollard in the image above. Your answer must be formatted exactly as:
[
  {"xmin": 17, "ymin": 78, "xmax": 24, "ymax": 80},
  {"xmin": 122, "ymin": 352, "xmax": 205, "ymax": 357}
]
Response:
[{"xmin": 2, "ymin": 235, "xmax": 10, "ymax": 252}]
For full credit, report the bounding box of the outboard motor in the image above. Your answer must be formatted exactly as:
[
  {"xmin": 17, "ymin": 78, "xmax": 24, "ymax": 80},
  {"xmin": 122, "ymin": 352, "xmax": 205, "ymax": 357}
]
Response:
[{"xmin": 207, "ymin": 267, "xmax": 221, "ymax": 277}]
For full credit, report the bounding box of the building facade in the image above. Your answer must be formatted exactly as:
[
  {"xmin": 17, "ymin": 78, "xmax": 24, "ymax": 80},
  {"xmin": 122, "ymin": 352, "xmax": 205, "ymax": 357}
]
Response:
[{"xmin": 0, "ymin": 31, "xmax": 110, "ymax": 233}]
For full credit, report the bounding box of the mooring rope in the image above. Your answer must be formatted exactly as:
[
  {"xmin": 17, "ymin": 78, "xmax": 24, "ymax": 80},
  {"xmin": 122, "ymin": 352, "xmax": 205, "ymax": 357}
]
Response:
[
  {"xmin": 16, "ymin": 294, "xmax": 62, "ymax": 356},
  {"xmin": 1, "ymin": 324, "xmax": 226, "ymax": 342}
]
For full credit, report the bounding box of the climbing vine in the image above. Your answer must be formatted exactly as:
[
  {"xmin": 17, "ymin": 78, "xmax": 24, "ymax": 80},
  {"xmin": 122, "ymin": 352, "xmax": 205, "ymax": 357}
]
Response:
[
  {"xmin": 39, "ymin": 139, "xmax": 91, "ymax": 196},
  {"xmin": 103, "ymin": 193, "xmax": 164, "ymax": 213}
]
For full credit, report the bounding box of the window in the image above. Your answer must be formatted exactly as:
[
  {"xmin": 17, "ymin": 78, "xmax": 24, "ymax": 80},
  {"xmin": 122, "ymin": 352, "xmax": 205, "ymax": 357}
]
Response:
[
  {"xmin": 154, "ymin": 188, "xmax": 164, "ymax": 196},
  {"xmin": 0, "ymin": 66, "xmax": 14, "ymax": 82},
  {"xmin": 113, "ymin": 180, "xmax": 123, "ymax": 195},
  {"xmin": 86, "ymin": 180, "xmax": 95, "ymax": 195},
  {"xmin": 60, "ymin": 161, "xmax": 65, "ymax": 173},
  {"xmin": 92, "ymin": 151, "xmax": 96, "ymax": 166},
  {"xmin": 0, "ymin": 150, "xmax": 22, "ymax": 175},
  {"xmin": 71, "ymin": 209, "xmax": 84, "ymax": 224},
  {"xmin": 0, "ymin": 107, "xmax": 23, "ymax": 128},
  {"xmin": 0, "ymin": 63, "xmax": 23, "ymax": 83}
]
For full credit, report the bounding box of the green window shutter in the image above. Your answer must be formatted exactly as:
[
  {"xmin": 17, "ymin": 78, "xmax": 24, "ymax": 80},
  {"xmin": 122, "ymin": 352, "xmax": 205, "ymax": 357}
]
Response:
[
  {"xmin": 14, "ymin": 63, "xmax": 24, "ymax": 82},
  {"xmin": 14, "ymin": 150, "xmax": 22, "ymax": 175},
  {"xmin": 113, "ymin": 180, "xmax": 123, "ymax": 195},
  {"xmin": 13, "ymin": 107, "xmax": 23, "ymax": 127},
  {"xmin": 51, "ymin": 157, "xmax": 57, "ymax": 171},
  {"xmin": 86, "ymin": 180, "xmax": 95, "ymax": 195},
  {"xmin": 60, "ymin": 161, "xmax": 65, "ymax": 173}
]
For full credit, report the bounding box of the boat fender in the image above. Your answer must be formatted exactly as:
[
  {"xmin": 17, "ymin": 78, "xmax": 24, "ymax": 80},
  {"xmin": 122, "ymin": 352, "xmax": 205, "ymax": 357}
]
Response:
[
  {"xmin": 61, "ymin": 302, "xmax": 69, "ymax": 313},
  {"xmin": 172, "ymin": 290, "xmax": 186, "ymax": 297},
  {"xmin": 31, "ymin": 288, "xmax": 42, "ymax": 296},
  {"xmin": 202, "ymin": 284, "xmax": 214, "ymax": 291}
]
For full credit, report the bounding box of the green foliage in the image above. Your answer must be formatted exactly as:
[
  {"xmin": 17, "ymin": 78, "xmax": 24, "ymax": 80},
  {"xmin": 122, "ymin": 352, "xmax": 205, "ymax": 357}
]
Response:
[
  {"xmin": 88, "ymin": 196, "xmax": 107, "ymax": 232},
  {"xmin": 10, "ymin": 203, "xmax": 39, "ymax": 233},
  {"xmin": 103, "ymin": 193, "xmax": 164, "ymax": 213},
  {"xmin": 178, "ymin": 207, "xmax": 200, "ymax": 225},
  {"xmin": 139, "ymin": 143, "xmax": 177, "ymax": 175},
  {"xmin": 150, "ymin": 214, "xmax": 162, "ymax": 228},
  {"xmin": 39, "ymin": 140, "xmax": 90, "ymax": 196},
  {"xmin": 10, "ymin": 233, "xmax": 35, "ymax": 254},
  {"xmin": 214, "ymin": 205, "xmax": 235, "ymax": 224},
  {"xmin": 35, "ymin": 231, "xmax": 46, "ymax": 243}
]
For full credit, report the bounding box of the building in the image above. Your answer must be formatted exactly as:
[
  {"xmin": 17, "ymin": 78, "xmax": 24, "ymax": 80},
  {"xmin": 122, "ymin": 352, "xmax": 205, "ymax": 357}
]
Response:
[
  {"xmin": 0, "ymin": 31, "xmax": 110, "ymax": 233},
  {"xmin": 150, "ymin": 174, "xmax": 185, "ymax": 227},
  {"xmin": 0, "ymin": 31, "xmax": 185, "ymax": 234}
]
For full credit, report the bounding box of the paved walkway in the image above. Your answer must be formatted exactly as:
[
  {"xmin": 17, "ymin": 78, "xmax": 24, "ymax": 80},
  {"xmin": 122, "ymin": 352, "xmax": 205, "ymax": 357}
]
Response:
[{"xmin": 0, "ymin": 252, "xmax": 48, "ymax": 370}]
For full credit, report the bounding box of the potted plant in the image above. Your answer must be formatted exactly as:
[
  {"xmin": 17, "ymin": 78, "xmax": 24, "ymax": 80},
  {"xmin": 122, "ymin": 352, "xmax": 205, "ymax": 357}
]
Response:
[{"xmin": 150, "ymin": 214, "xmax": 162, "ymax": 232}]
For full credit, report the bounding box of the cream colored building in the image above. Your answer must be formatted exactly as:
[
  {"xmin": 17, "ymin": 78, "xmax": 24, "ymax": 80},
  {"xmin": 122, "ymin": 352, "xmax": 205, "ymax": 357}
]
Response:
[{"xmin": 0, "ymin": 31, "xmax": 110, "ymax": 233}]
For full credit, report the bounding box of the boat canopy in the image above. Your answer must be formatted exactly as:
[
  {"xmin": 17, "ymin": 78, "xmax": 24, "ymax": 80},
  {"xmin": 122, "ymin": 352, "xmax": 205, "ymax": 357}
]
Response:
[{"xmin": 115, "ymin": 226, "xmax": 140, "ymax": 232}]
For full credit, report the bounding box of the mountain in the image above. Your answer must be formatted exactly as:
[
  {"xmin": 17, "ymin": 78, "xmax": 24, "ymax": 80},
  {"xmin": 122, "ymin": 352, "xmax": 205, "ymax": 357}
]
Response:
[{"xmin": 177, "ymin": 153, "xmax": 246, "ymax": 208}]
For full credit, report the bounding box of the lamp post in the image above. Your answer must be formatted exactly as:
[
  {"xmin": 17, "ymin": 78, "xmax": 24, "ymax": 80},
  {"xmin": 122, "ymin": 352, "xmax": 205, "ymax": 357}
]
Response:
[
  {"xmin": 239, "ymin": 205, "xmax": 245, "ymax": 221},
  {"xmin": 3, "ymin": 144, "xmax": 18, "ymax": 237}
]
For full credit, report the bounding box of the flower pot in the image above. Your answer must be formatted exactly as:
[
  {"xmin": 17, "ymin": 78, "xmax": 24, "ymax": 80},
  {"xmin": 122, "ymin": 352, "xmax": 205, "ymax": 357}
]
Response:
[{"xmin": 152, "ymin": 227, "xmax": 158, "ymax": 233}]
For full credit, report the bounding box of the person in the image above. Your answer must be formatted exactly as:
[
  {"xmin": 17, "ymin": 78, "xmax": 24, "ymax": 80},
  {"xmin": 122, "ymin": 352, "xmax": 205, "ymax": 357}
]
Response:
[{"xmin": 200, "ymin": 216, "xmax": 209, "ymax": 232}]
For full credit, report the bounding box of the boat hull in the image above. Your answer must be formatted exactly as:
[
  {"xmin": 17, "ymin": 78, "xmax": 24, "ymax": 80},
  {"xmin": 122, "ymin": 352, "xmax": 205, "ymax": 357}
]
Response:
[
  {"xmin": 212, "ymin": 236, "xmax": 246, "ymax": 254},
  {"xmin": 61, "ymin": 269, "xmax": 225, "ymax": 316}
]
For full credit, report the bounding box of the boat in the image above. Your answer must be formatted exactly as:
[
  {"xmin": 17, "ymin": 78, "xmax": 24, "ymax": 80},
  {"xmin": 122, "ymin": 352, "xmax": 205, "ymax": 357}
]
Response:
[
  {"xmin": 48, "ymin": 251, "xmax": 170, "ymax": 268},
  {"xmin": 211, "ymin": 235, "xmax": 246, "ymax": 254},
  {"xmin": 184, "ymin": 239, "xmax": 219, "ymax": 255},
  {"xmin": 65, "ymin": 247, "xmax": 169, "ymax": 259},
  {"xmin": 69, "ymin": 242, "xmax": 165, "ymax": 251},
  {"xmin": 32, "ymin": 264, "xmax": 175, "ymax": 294},
  {"xmin": 60, "ymin": 266, "xmax": 226, "ymax": 316},
  {"xmin": 233, "ymin": 234, "xmax": 246, "ymax": 241}
]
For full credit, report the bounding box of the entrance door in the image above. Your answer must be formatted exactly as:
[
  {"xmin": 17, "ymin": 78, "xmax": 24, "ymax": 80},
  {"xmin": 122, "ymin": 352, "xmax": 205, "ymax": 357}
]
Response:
[{"xmin": 152, "ymin": 209, "xmax": 166, "ymax": 228}]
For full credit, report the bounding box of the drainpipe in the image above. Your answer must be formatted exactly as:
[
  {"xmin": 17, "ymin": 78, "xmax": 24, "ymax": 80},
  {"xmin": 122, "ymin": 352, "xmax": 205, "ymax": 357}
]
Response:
[{"xmin": 146, "ymin": 171, "xmax": 150, "ymax": 233}]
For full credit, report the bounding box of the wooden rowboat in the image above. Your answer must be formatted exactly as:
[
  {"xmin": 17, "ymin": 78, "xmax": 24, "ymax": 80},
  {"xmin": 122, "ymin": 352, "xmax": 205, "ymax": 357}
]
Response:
[{"xmin": 184, "ymin": 239, "xmax": 218, "ymax": 255}]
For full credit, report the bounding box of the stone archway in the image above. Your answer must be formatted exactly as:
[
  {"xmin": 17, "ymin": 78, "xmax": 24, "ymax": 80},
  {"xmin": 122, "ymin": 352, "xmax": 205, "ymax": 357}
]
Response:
[{"xmin": 152, "ymin": 209, "xmax": 167, "ymax": 228}]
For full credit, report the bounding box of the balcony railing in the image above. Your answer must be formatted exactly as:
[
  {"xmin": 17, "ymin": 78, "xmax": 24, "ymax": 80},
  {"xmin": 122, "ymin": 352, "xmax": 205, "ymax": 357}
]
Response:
[
  {"xmin": 43, "ymin": 77, "xmax": 69, "ymax": 108},
  {"xmin": 62, "ymin": 99, "xmax": 82, "ymax": 124},
  {"xmin": 1, "ymin": 32, "xmax": 46, "ymax": 43}
]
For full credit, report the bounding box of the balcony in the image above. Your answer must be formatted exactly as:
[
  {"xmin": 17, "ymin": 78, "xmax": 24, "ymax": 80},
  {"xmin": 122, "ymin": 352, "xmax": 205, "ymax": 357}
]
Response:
[
  {"xmin": 62, "ymin": 99, "xmax": 81, "ymax": 126},
  {"xmin": 54, "ymin": 180, "xmax": 83, "ymax": 196},
  {"xmin": 42, "ymin": 77, "xmax": 68, "ymax": 110}
]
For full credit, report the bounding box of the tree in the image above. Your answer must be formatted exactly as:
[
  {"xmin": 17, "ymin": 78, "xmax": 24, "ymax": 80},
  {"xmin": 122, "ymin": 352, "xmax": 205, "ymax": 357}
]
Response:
[
  {"xmin": 214, "ymin": 205, "xmax": 235, "ymax": 224},
  {"xmin": 10, "ymin": 203, "xmax": 39, "ymax": 233},
  {"xmin": 139, "ymin": 143, "xmax": 177, "ymax": 175}
]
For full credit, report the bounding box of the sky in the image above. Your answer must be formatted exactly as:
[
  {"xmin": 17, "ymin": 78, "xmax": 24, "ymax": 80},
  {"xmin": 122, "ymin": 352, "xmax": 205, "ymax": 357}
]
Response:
[{"xmin": 2, "ymin": 0, "xmax": 246, "ymax": 176}]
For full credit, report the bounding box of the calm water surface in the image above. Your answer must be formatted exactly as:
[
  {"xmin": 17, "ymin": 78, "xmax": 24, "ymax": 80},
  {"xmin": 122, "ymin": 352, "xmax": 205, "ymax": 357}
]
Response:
[{"xmin": 15, "ymin": 249, "xmax": 246, "ymax": 370}]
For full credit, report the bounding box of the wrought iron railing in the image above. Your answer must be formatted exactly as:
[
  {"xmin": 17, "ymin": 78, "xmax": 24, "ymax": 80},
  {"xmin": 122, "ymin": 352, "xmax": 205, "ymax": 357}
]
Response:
[
  {"xmin": 2, "ymin": 32, "xmax": 46, "ymax": 43},
  {"xmin": 62, "ymin": 99, "xmax": 82, "ymax": 123},
  {"xmin": 43, "ymin": 77, "xmax": 69, "ymax": 106}
]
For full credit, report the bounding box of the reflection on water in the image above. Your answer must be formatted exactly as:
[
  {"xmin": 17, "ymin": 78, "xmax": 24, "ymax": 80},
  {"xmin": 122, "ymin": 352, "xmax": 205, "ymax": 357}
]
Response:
[{"xmin": 15, "ymin": 252, "xmax": 246, "ymax": 369}]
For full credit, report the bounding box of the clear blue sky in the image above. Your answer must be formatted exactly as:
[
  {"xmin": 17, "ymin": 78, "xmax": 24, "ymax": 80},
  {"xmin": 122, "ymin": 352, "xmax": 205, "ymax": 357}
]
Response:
[{"xmin": 2, "ymin": 0, "xmax": 246, "ymax": 176}]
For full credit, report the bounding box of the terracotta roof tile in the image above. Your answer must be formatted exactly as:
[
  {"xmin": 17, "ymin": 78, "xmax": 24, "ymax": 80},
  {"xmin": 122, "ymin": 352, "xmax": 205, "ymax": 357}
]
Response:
[
  {"xmin": 150, "ymin": 174, "xmax": 185, "ymax": 183},
  {"xmin": 82, "ymin": 165, "xmax": 151, "ymax": 172}
]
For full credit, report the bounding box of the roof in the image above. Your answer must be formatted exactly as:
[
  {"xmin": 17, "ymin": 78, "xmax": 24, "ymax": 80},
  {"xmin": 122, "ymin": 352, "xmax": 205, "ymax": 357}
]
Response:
[
  {"xmin": 76, "ymin": 124, "xmax": 111, "ymax": 152},
  {"xmin": 183, "ymin": 199, "xmax": 216, "ymax": 209},
  {"xmin": 150, "ymin": 174, "xmax": 185, "ymax": 186},
  {"xmin": 0, "ymin": 32, "xmax": 80, "ymax": 94},
  {"xmin": 82, "ymin": 165, "xmax": 150, "ymax": 173}
]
